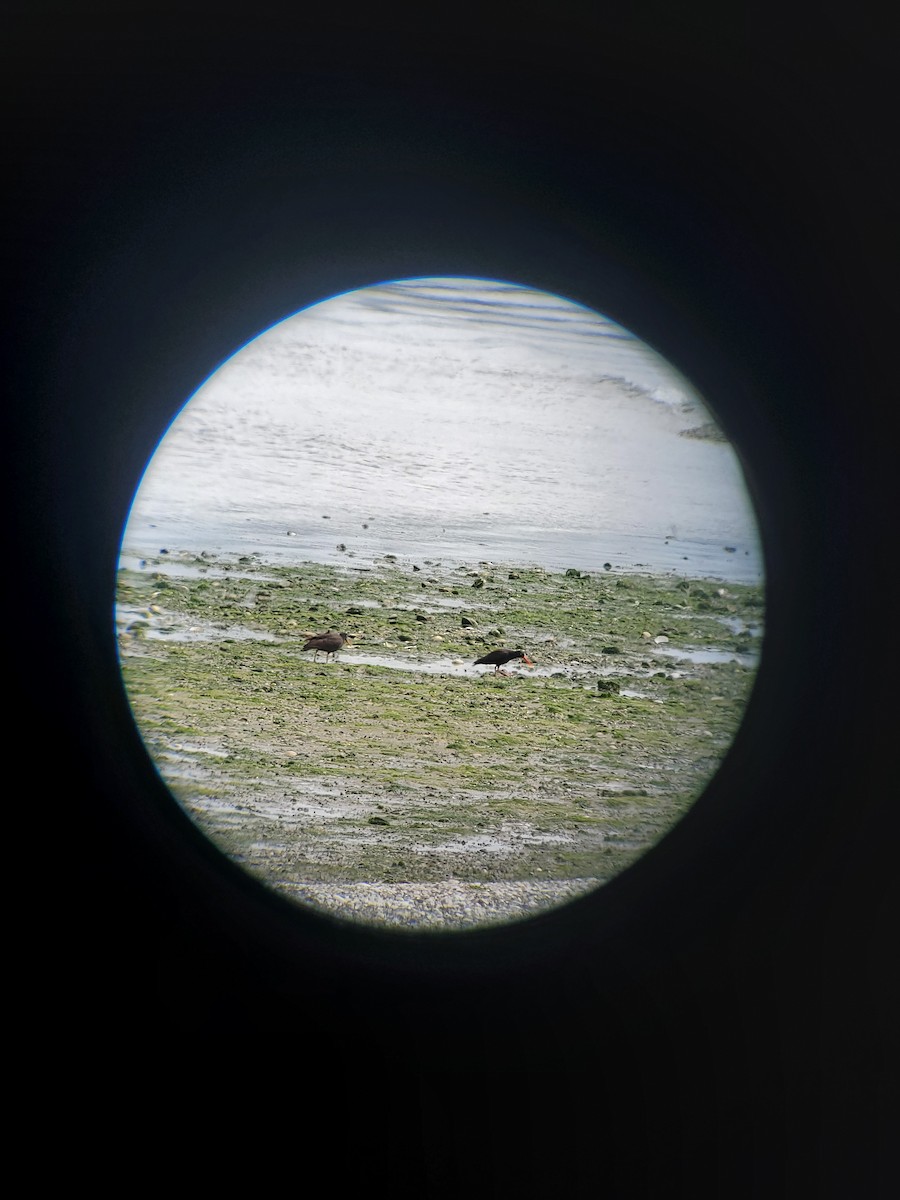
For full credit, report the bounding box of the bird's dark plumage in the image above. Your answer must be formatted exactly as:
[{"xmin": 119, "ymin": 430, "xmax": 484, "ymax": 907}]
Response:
[
  {"xmin": 302, "ymin": 631, "xmax": 352, "ymax": 661},
  {"xmin": 474, "ymin": 648, "xmax": 534, "ymax": 674}
]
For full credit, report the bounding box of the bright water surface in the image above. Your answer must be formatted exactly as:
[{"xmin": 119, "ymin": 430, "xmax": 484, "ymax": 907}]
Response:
[{"xmin": 121, "ymin": 277, "xmax": 763, "ymax": 584}]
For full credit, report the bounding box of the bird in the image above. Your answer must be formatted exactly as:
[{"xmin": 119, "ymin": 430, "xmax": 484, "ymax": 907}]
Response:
[
  {"xmin": 474, "ymin": 648, "xmax": 534, "ymax": 675},
  {"xmin": 301, "ymin": 631, "xmax": 353, "ymax": 662}
]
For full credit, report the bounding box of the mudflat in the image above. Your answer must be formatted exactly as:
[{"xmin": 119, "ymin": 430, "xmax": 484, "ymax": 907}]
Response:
[{"xmin": 116, "ymin": 550, "xmax": 763, "ymax": 931}]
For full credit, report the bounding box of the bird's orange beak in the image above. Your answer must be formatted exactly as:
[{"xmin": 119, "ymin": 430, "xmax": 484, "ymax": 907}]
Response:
[{"xmin": 523, "ymin": 655, "xmax": 534, "ymax": 666}]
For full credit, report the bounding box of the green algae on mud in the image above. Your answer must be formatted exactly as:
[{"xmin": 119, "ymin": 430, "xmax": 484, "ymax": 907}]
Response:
[{"xmin": 116, "ymin": 551, "xmax": 763, "ymax": 926}]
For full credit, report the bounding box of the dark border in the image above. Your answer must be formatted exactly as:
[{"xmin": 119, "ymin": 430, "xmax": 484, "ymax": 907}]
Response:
[{"xmin": 8, "ymin": 8, "xmax": 893, "ymax": 1193}]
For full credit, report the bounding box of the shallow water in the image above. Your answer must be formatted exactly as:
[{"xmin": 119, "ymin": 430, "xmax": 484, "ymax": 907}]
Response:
[
  {"xmin": 653, "ymin": 645, "xmax": 758, "ymax": 667},
  {"xmin": 122, "ymin": 277, "xmax": 764, "ymax": 586}
]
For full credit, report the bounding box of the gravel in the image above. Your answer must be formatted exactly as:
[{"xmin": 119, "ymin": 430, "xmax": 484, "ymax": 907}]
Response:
[{"xmin": 272, "ymin": 876, "xmax": 601, "ymax": 930}]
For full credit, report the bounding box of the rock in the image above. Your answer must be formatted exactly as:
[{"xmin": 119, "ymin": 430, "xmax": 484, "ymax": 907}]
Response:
[{"xmin": 679, "ymin": 421, "xmax": 728, "ymax": 442}]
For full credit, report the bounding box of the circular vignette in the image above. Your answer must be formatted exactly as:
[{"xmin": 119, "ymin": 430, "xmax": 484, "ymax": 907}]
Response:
[{"xmin": 106, "ymin": 268, "xmax": 786, "ymax": 979}]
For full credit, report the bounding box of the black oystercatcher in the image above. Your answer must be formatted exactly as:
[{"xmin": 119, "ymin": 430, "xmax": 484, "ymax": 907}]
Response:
[
  {"xmin": 474, "ymin": 649, "xmax": 534, "ymax": 675},
  {"xmin": 301, "ymin": 631, "xmax": 353, "ymax": 662}
]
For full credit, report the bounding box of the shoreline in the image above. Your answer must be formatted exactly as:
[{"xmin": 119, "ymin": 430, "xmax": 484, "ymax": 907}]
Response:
[{"xmin": 121, "ymin": 517, "xmax": 765, "ymax": 587}]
